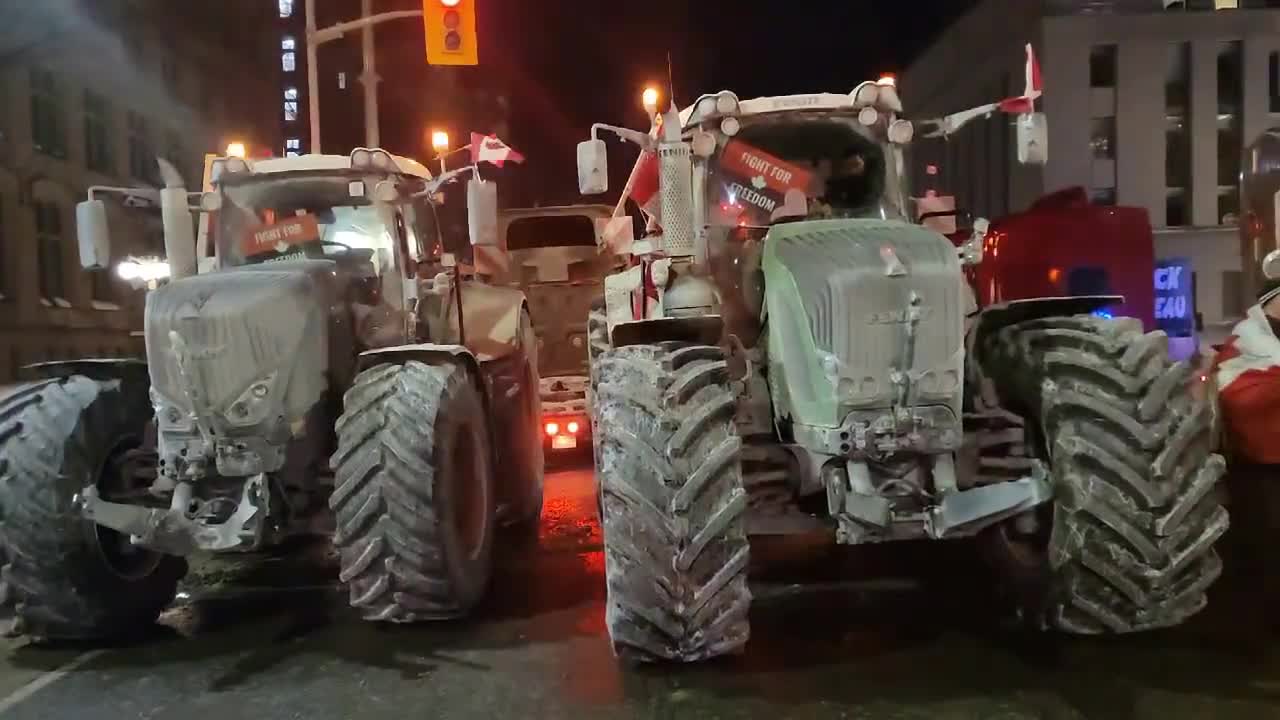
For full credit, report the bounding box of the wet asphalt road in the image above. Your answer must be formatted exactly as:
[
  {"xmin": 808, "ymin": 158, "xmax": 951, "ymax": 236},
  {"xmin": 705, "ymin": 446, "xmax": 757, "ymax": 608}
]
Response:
[{"xmin": 4, "ymin": 462, "xmax": 1280, "ymax": 719}]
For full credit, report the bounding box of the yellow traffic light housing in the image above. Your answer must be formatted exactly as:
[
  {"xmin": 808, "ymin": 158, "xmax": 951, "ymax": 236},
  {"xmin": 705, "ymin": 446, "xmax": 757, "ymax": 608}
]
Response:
[{"xmin": 423, "ymin": 0, "xmax": 477, "ymax": 66}]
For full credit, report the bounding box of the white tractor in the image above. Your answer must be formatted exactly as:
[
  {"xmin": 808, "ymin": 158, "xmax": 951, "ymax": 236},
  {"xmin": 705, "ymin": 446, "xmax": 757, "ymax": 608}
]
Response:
[{"xmin": 0, "ymin": 149, "xmax": 543, "ymax": 639}]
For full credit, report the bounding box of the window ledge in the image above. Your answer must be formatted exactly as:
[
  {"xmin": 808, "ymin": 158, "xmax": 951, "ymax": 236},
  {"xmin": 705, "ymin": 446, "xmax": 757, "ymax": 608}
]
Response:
[
  {"xmin": 91, "ymin": 300, "xmax": 121, "ymax": 311},
  {"xmin": 43, "ymin": 297, "xmax": 72, "ymax": 308}
]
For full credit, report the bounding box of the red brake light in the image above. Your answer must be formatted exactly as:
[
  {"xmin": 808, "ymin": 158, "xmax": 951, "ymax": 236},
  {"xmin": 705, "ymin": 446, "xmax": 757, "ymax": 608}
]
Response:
[
  {"xmin": 567, "ymin": 421, "xmax": 580, "ymax": 434},
  {"xmin": 544, "ymin": 422, "xmax": 559, "ymax": 436}
]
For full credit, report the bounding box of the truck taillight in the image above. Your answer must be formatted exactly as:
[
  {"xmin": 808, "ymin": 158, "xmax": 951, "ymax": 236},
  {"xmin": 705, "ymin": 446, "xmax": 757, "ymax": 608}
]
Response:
[
  {"xmin": 545, "ymin": 422, "xmax": 559, "ymax": 436},
  {"xmin": 567, "ymin": 421, "xmax": 580, "ymax": 434}
]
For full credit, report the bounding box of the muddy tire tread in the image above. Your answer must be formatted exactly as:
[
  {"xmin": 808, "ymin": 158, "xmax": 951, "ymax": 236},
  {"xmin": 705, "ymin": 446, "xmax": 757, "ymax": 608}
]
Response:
[
  {"xmin": 0, "ymin": 376, "xmax": 183, "ymax": 640},
  {"xmin": 988, "ymin": 315, "xmax": 1227, "ymax": 633},
  {"xmin": 595, "ymin": 342, "xmax": 750, "ymax": 662},
  {"xmin": 331, "ymin": 361, "xmax": 493, "ymax": 622}
]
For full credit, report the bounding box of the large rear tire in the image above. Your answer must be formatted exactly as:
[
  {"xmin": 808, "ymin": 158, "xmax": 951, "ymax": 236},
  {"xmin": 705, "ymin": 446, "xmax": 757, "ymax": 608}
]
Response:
[
  {"xmin": 331, "ymin": 361, "xmax": 495, "ymax": 621},
  {"xmin": 0, "ymin": 377, "xmax": 185, "ymax": 640},
  {"xmin": 595, "ymin": 342, "xmax": 750, "ymax": 662},
  {"xmin": 980, "ymin": 315, "xmax": 1228, "ymax": 633}
]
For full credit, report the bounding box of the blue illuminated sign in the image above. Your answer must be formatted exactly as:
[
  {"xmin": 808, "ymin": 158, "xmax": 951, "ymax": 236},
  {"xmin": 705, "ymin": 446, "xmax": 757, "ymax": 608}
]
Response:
[{"xmin": 1154, "ymin": 257, "xmax": 1194, "ymax": 337}]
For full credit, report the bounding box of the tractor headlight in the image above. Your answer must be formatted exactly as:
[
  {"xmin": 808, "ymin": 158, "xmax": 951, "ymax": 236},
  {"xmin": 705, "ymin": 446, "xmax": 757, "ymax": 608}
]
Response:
[
  {"xmin": 225, "ymin": 372, "xmax": 279, "ymax": 428},
  {"xmin": 152, "ymin": 388, "xmax": 193, "ymax": 433}
]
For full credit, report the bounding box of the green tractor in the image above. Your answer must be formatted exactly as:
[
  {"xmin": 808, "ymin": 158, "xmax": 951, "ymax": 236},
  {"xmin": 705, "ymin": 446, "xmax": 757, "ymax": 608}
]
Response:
[{"xmin": 575, "ymin": 80, "xmax": 1227, "ymax": 662}]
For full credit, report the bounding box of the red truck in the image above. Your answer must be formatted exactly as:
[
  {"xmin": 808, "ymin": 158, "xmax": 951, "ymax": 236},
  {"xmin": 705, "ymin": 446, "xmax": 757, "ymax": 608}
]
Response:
[{"xmin": 962, "ymin": 187, "xmax": 1156, "ymax": 328}]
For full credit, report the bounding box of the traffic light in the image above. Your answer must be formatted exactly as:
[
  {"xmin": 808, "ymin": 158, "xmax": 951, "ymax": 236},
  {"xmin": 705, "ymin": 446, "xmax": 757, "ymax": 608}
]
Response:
[{"xmin": 423, "ymin": 0, "xmax": 477, "ymax": 66}]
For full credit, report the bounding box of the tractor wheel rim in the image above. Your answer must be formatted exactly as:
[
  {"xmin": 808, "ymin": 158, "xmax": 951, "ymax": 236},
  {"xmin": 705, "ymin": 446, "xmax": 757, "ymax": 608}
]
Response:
[{"xmin": 91, "ymin": 439, "xmax": 163, "ymax": 581}]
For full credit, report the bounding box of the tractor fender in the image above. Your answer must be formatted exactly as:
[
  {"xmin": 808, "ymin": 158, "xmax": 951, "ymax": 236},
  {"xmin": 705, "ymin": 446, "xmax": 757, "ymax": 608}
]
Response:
[
  {"xmin": 422, "ymin": 282, "xmax": 529, "ymax": 363},
  {"xmin": 965, "ymin": 295, "xmax": 1124, "ymax": 385},
  {"xmin": 357, "ymin": 343, "xmax": 483, "ymax": 388},
  {"xmin": 609, "ymin": 315, "xmax": 725, "ymax": 349},
  {"xmin": 19, "ymin": 359, "xmax": 152, "ymax": 404}
]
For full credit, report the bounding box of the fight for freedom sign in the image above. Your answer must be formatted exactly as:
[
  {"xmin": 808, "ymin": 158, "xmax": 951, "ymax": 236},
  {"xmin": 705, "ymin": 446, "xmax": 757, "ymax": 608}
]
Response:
[
  {"xmin": 241, "ymin": 214, "xmax": 321, "ymax": 262},
  {"xmin": 717, "ymin": 140, "xmax": 814, "ymax": 217}
]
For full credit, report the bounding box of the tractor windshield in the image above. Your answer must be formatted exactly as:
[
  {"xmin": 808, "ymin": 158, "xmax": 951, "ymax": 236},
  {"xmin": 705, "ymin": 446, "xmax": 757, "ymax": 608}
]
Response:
[
  {"xmin": 705, "ymin": 115, "xmax": 900, "ymax": 228},
  {"xmin": 215, "ymin": 174, "xmax": 397, "ymax": 270}
]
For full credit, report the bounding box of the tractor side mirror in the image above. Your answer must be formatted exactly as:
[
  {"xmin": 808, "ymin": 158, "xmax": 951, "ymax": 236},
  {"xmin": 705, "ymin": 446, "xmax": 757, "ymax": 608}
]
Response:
[
  {"xmin": 594, "ymin": 216, "xmax": 634, "ymax": 255},
  {"xmin": 1264, "ymin": 248, "xmax": 1280, "ymax": 280},
  {"xmin": 577, "ymin": 139, "xmax": 608, "ymax": 195},
  {"xmin": 76, "ymin": 199, "xmax": 111, "ymax": 269},
  {"xmin": 1017, "ymin": 112, "xmax": 1048, "ymax": 166}
]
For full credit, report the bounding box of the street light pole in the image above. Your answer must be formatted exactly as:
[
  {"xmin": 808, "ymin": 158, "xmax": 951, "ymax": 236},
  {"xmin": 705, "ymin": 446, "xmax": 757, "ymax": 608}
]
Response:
[
  {"xmin": 305, "ymin": 4, "xmax": 424, "ymax": 153},
  {"xmin": 305, "ymin": 0, "xmax": 321, "ymax": 152},
  {"xmin": 360, "ymin": 0, "xmax": 380, "ymax": 148}
]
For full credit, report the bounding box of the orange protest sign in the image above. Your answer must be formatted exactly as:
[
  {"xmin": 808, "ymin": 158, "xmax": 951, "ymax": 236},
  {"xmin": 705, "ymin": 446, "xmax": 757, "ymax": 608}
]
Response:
[
  {"xmin": 241, "ymin": 214, "xmax": 320, "ymax": 258},
  {"xmin": 719, "ymin": 140, "xmax": 814, "ymax": 196}
]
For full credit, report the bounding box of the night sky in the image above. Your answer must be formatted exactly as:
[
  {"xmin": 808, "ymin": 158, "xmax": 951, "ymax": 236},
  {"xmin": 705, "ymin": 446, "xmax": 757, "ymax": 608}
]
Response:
[{"xmin": 374, "ymin": 0, "xmax": 978, "ymax": 208}]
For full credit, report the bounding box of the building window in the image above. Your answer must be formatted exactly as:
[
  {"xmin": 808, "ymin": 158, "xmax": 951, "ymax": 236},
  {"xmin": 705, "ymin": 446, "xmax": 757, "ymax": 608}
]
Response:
[
  {"xmin": 1271, "ymin": 52, "xmax": 1280, "ymax": 113},
  {"xmin": 1090, "ymin": 188, "xmax": 1117, "ymax": 205},
  {"xmin": 1091, "ymin": 45, "xmax": 1118, "ymax": 205},
  {"xmin": 279, "ymin": 0, "xmax": 294, "ymax": 17},
  {"xmin": 285, "ymin": 137, "xmax": 301, "ymax": 156},
  {"xmin": 338, "ymin": 71, "xmax": 347, "ymax": 89},
  {"xmin": 1222, "ymin": 270, "xmax": 1246, "ymax": 318},
  {"xmin": 30, "ymin": 68, "xmax": 66, "ymax": 158},
  {"xmin": 1166, "ymin": 43, "xmax": 1192, "ymax": 226},
  {"xmin": 284, "ymin": 86, "xmax": 299, "ymax": 121},
  {"xmin": 282, "ymin": 51, "xmax": 296, "ymax": 72},
  {"xmin": 281, "ymin": 35, "xmax": 296, "ymax": 51},
  {"xmin": 0, "ymin": 200, "xmax": 6, "ymax": 299},
  {"xmin": 1090, "ymin": 45, "xmax": 1116, "ymax": 89},
  {"xmin": 1218, "ymin": 40, "xmax": 1243, "ymax": 225},
  {"xmin": 1091, "ymin": 117, "xmax": 1115, "ymax": 160},
  {"xmin": 34, "ymin": 202, "xmax": 65, "ymax": 302},
  {"xmin": 84, "ymin": 90, "xmax": 113, "ymax": 174},
  {"xmin": 90, "ymin": 269, "xmax": 113, "ymax": 303},
  {"xmin": 128, "ymin": 111, "xmax": 155, "ymax": 183}
]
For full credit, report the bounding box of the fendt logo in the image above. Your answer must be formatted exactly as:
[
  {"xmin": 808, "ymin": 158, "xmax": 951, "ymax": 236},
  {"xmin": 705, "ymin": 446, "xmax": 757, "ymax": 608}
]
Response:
[{"xmin": 867, "ymin": 306, "xmax": 934, "ymax": 325}]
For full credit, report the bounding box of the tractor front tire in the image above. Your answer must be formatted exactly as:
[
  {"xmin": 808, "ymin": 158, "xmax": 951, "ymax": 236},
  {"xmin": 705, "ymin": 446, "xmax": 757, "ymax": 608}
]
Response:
[
  {"xmin": 595, "ymin": 342, "xmax": 750, "ymax": 662},
  {"xmin": 0, "ymin": 377, "xmax": 185, "ymax": 641},
  {"xmin": 331, "ymin": 361, "xmax": 496, "ymax": 621},
  {"xmin": 982, "ymin": 315, "xmax": 1227, "ymax": 633}
]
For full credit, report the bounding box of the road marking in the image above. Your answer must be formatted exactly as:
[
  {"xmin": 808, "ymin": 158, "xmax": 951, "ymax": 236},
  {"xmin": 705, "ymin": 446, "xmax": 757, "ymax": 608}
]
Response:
[{"xmin": 0, "ymin": 650, "xmax": 104, "ymax": 716}]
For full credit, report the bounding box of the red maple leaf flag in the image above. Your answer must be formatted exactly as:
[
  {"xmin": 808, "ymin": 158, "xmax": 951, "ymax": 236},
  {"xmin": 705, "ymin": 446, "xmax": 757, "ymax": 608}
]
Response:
[
  {"xmin": 470, "ymin": 132, "xmax": 526, "ymax": 167},
  {"xmin": 997, "ymin": 44, "xmax": 1043, "ymax": 114},
  {"xmin": 628, "ymin": 150, "xmax": 662, "ymax": 218}
]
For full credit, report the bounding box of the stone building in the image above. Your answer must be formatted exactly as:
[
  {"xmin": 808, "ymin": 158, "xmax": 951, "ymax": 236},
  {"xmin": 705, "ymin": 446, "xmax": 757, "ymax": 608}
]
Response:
[{"xmin": 0, "ymin": 0, "xmax": 275, "ymax": 382}]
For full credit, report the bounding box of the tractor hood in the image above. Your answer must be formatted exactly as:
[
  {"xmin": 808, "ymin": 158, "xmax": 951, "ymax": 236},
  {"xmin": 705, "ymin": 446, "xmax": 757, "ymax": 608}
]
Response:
[
  {"xmin": 762, "ymin": 219, "xmax": 966, "ymax": 428},
  {"xmin": 144, "ymin": 260, "xmax": 336, "ymax": 475}
]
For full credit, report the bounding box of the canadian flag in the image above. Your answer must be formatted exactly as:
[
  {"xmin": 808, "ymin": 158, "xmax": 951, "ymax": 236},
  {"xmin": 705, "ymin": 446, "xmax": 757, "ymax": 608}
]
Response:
[
  {"xmin": 470, "ymin": 132, "xmax": 526, "ymax": 167},
  {"xmin": 628, "ymin": 150, "xmax": 662, "ymax": 219},
  {"xmin": 997, "ymin": 44, "xmax": 1043, "ymax": 114},
  {"xmin": 1212, "ymin": 304, "xmax": 1280, "ymax": 464}
]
